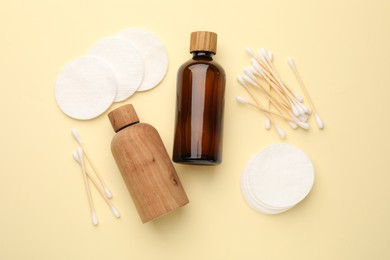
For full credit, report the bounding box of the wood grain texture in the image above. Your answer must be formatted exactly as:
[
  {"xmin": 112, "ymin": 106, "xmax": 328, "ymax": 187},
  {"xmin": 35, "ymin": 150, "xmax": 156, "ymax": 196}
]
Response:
[
  {"xmin": 190, "ymin": 31, "xmax": 217, "ymax": 54},
  {"xmin": 111, "ymin": 123, "xmax": 189, "ymax": 223},
  {"xmin": 108, "ymin": 104, "xmax": 139, "ymax": 132}
]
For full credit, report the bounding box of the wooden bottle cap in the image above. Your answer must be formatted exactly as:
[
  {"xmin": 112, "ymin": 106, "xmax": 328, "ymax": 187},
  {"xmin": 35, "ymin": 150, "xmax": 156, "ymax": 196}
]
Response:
[
  {"xmin": 108, "ymin": 104, "xmax": 140, "ymax": 132},
  {"xmin": 190, "ymin": 31, "xmax": 217, "ymax": 54}
]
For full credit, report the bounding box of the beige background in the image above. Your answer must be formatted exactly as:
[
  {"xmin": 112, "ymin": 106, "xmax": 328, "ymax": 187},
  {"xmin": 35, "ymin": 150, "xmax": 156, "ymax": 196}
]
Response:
[{"xmin": 1, "ymin": 0, "xmax": 389, "ymax": 259}]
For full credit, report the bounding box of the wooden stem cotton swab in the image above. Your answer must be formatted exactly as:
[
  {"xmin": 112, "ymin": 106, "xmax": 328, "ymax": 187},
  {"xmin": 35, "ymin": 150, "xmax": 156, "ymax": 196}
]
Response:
[
  {"xmin": 237, "ymin": 95, "xmax": 287, "ymax": 138},
  {"xmin": 287, "ymin": 57, "xmax": 324, "ymax": 129},
  {"xmin": 236, "ymin": 96, "xmax": 295, "ymax": 122},
  {"xmin": 264, "ymin": 54, "xmax": 272, "ymax": 129},
  {"xmin": 239, "ymin": 74, "xmax": 301, "ymax": 127},
  {"xmin": 76, "ymin": 147, "xmax": 98, "ymax": 226},
  {"xmin": 237, "ymin": 77, "xmax": 287, "ymax": 138},
  {"xmin": 238, "ymin": 48, "xmax": 323, "ymax": 135},
  {"xmin": 258, "ymin": 50, "xmax": 306, "ymax": 115},
  {"xmin": 238, "ymin": 75, "xmax": 306, "ymax": 131},
  {"xmin": 71, "ymin": 129, "xmax": 113, "ymax": 198},
  {"xmin": 73, "ymin": 152, "xmax": 120, "ymax": 218},
  {"xmin": 238, "ymin": 76, "xmax": 272, "ymax": 130}
]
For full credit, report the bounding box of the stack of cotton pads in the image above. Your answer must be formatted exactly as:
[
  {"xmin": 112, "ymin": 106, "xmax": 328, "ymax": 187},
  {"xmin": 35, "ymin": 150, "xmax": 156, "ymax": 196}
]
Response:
[
  {"xmin": 240, "ymin": 144, "xmax": 314, "ymax": 215},
  {"xmin": 55, "ymin": 28, "xmax": 168, "ymax": 120}
]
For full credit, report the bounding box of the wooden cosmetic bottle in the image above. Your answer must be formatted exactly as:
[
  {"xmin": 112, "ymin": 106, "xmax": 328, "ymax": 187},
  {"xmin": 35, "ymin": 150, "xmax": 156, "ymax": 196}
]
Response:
[{"xmin": 108, "ymin": 104, "xmax": 189, "ymax": 223}]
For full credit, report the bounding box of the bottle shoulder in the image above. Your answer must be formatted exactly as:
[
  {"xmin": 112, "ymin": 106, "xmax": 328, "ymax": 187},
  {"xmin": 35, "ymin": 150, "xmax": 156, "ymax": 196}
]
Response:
[
  {"xmin": 111, "ymin": 123, "xmax": 157, "ymax": 142},
  {"xmin": 178, "ymin": 58, "xmax": 225, "ymax": 74}
]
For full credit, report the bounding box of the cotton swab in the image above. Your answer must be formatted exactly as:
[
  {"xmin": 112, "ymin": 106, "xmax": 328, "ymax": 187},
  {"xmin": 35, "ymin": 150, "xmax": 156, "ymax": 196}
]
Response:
[
  {"xmin": 241, "ymin": 72, "xmax": 290, "ymax": 110},
  {"xmin": 237, "ymin": 76, "xmax": 272, "ymax": 130},
  {"xmin": 254, "ymin": 51, "xmax": 312, "ymax": 116},
  {"xmin": 76, "ymin": 147, "xmax": 98, "ymax": 226},
  {"xmin": 245, "ymin": 47, "xmax": 256, "ymax": 57},
  {"xmin": 251, "ymin": 59, "xmax": 293, "ymax": 108},
  {"xmin": 73, "ymin": 151, "xmax": 120, "ymax": 218},
  {"xmin": 236, "ymin": 96, "xmax": 294, "ymax": 122},
  {"xmin": 246, "ymin": 47, "xmax": 273, "ymax": 63},
  {"xmin": 264, "ymin": 53, "xmax": 272, "ymax": 130},
  {"xmin": 268, "ymin": 51, "xmax": 273, "ymax": 61},
  {"xmin": 71, "ymin": 129, "xmax": 113, "ymax": 198},
  {"xmin": 274, "ymin": 124, "xmax": 286, "ymax": 139},
  {"xmin": 238, "ymin": 75, "xmax": 296, "ymax": 130},
  {"xmin": 249, "ymin": 48, "xmax": 301, "ymax": 106},
  {"xmin": 238, "ymin": 76, "xmax": 306, "ymax": 130},
  {"xmin": 236, "ymin": 95, "xmax": 310, "ymax": 130},
  {"xmin": 264, "ymin": 117, "xmax": 271, "ymax": 130},
  {"xmin": 239, "ymin": 48, "xmax": 321, "ymax": 135},
  {"xmin": 258, "ymin": 50, "xmax": 305, "ymax": 111},
  {"xmin": 236, "ymin": 96, "xmax": 286, "ymax": 138},
  {"xmin": 246, "ymin": 65, "xmax": 272, "ymax": 128},
  {"xmin": 287, "ymin": 57, "xmax": 324, "ymax": 129},
  {"xmin": 244, "ymin": 67, "xmax": 284, "ymax": 106}
]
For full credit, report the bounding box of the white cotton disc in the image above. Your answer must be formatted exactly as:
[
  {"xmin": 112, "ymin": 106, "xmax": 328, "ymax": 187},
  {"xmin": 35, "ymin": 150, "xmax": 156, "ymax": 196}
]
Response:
[
  {"xmin": 88, "ymin": 38, "xmax": 144, "ymax": 102},
  {"xmin": 241, "ymin": 144, "xmax": 314, "ymax": 214},
  {"xmin": 118, "ymin": 28, "xmax": 168, "ymax": 91},
  {"xmin": 241, "ymin": 165, "xmax": 290, "ymax": 215},
  {"xmin": 54, "ymin": 56, "xmax": 117, "ymax": 120}
]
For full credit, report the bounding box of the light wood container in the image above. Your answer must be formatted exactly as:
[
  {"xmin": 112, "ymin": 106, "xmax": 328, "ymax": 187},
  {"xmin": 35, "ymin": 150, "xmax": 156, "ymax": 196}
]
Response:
[{"xmin": 108, "ymin": 104, "xmax": 189, "ymax": 223}]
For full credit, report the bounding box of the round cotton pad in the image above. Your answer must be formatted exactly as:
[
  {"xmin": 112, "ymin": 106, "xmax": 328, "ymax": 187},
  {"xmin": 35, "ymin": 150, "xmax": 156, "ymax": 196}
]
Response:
[
  {"xmin": 241, "ymin": 169, "xmax": 288, "ymax": 215},
  {"xmin": 118, "ymin": 28, "xmax": 168, "ymax": 91},
  {"xmin": 88, "ymin": 38, "xmax": 144, "ymax": 102},
  {"xmin": 55, "ymin": 56, "xmax": 117, "ymax": 120},
  {"xmin": 241, "ymin": 144, "xmax": 314, "ymax": 214}
]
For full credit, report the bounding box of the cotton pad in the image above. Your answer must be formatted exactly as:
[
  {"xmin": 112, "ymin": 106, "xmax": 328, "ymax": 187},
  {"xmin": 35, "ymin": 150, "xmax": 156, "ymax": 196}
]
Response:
[
  {"xmin": 241, "ymin": 170, "xmax": 287, "ymax": 214},
  {"xmin": 241, "ymin": 163, "xmax": 292, "ymax": 214},
  {"xmin": 118, "ymin": 28, "xmax": 168, "ymax": 91},
  {"xmin": 55, "ymin": 56, "xmax": 117, "ymax": 120},
  {"xmin": 88, "ymin": 38, "xmax": 144, "ymax": 102},
  {"xmin": 240, "ymin": 144, "xmax": 314, "ymax": 215}
]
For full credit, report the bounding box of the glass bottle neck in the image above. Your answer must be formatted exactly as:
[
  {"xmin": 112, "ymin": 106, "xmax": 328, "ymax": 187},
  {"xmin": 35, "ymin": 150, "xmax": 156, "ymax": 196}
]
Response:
[{"xmin": 191, "ymin": 51, "xmax": 214, "ymax": 61}]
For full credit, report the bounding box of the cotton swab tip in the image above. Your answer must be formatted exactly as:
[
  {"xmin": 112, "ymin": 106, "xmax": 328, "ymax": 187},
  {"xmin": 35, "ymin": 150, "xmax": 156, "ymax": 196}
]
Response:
[
  {"xmin": 294, "ymin": 103, "xmax": 306, "ymax": 116},
  {"xmin": 291, "ymin": 105, "xmax": 299, "ymax": 117},
  {"xmin": 300, "ymin": 104, "xmax": 311, "ymax": 115},
  {"xmin": 294, "ymin": 92, "xmax": 303, "ymax": 103},
  {"xmin": 76, "ymin": 147, "xmax": 83, "ymax": 160},
  {"xmin": 275, "ymin": 125, "xmax": 286, "ymax": 139},
  {"xmin": 265, "ymin": 117, "xmax": 271, "ymax": 130},
  {"xmin": 314, "ymin": 112, "xmax": 324, "ymax": 129},
  {"xmin": 288, "ymin": 121, "xmax": 298, "ymax": 129},
  {"xmin": 257, "ymin": 52, "xmax": 267, "ymax": 63},
  {"xmin": 260, "ymin": 48, "xmax": 271, "ymax": 63},
  {"xmin": 244, "ymin": 67, "xmax": 256, "ymax": 80},
  {"xmin": 91, "ymin": 211, "xmax": 98, "ymax": 226},
  {"xmin": 71, "ymin": 128, "xmax": 82, "ymax": 144},
  {"xmin": 268, "ymin": 51, "xmax": 273, "ymax": 61},
  {"xmin": 298, "ymin": 113, "xmax": 309, "ymax": 122},
  {"xmin": 251, "ymin": 59, "xmax": 264, "ymax": 77},
  {"xmin": 236, "ymin": 96, "xmax": 249, "ymax": 104},
  {"xmin": 245, "ymin": 48, "xmax": 256, "ymax": 57},
  {"xmin": 111, "ymin": 206, "xmax": 121, "ymax": 218},
  {"xmin": 296, "ymin": 121, "xmax": 310, "ymax": 130},
  {"xmin": 242, "ymin": 74, "xmax": 258, "ymax": 87},
  {"xmin": 104, "ymin": 186, "xmax": 113, "ymax": 199},
  {"xmin": 73, "ymin": 151, "xmax": 81, "ymax": 164},
  {"xmin": 260, "ymin": 48, "xmax": 269, "ymax": 58},
  {"xmin": 287, "ymin": 57, "xmax": 296, "ymax": 70},
  {"xmin": 249, "ymin": 66, "xmax": 260, "ymax": 77},
  {"xmin": 237, "ymin": 76, "xmax": 247, "ymax": 87}
]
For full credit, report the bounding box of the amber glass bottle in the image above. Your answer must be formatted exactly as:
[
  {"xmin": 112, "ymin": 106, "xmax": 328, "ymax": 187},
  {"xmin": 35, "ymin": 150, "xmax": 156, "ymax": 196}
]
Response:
[{"xmin": 173, "ymin": 31, "xmax": 226, "ymax": 165}]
